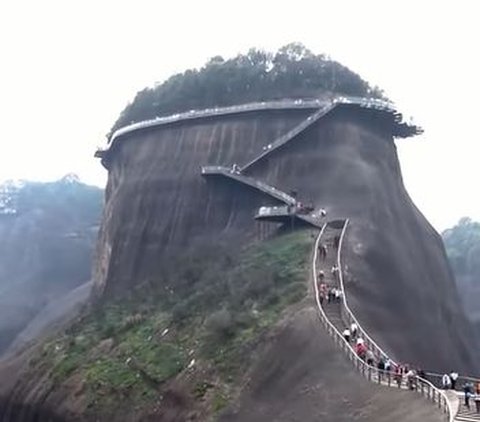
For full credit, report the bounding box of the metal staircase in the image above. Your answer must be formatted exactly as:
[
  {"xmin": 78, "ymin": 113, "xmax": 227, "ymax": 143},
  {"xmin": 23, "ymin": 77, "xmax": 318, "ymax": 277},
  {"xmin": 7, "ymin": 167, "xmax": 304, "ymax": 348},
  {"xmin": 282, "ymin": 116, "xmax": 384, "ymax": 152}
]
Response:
[
  {"xmin": 201, "ymin": 166, "xmax": 323, "ymax": 228},
  {"xmin": 241, "ymin": 103, "xmax": 336, "ymax": 171}
]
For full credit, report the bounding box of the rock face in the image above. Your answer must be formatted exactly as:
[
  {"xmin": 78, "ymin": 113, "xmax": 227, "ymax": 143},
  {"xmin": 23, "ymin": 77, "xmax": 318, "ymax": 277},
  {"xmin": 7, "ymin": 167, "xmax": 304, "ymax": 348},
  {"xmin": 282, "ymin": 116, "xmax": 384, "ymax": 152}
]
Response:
[{"xmin": 95, "ymin": 103, "xmax": 479, "ymax": 373}]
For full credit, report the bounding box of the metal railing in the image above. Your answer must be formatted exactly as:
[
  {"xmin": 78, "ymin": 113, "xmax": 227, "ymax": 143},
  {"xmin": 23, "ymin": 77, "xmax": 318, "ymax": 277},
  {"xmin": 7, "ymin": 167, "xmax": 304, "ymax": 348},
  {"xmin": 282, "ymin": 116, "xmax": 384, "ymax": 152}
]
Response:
[
  {"xmin": 241, "ymin": 103, "xmax": 337, "ymax": 171},
  {"xmin": 313, "ymin": 224, "xmax": 454, "ymax": 421},
  {"xmin": 105, "ymin": 95, "xmax": 417, "ymax": 148},
  {"xmin": 201, "ymin": 166, "xmax": 297, "ymax": 205}
]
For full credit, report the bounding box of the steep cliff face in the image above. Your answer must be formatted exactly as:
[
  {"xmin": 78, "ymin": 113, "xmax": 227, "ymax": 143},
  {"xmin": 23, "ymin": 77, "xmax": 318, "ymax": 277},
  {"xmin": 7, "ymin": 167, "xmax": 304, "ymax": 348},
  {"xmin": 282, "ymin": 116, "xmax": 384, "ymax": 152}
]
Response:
[{"xmin": 96, "ymin": 105, "xmax": 479, "ymax": 374}]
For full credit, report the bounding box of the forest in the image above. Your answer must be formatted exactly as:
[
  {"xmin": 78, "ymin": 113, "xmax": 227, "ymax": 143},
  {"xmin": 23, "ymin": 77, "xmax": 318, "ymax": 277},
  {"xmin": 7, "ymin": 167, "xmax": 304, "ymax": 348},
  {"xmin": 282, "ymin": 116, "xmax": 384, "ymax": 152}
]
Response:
[{"xmin": 111, "ymin": 43, "xmax": 384, "ymax": 134}]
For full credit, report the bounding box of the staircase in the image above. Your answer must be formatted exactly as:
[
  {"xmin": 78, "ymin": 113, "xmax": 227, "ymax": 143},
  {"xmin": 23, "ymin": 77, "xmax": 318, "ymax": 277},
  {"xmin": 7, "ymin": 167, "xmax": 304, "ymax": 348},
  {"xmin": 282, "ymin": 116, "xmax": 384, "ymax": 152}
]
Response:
[
  {"xmin": 241, "ymin": 103, "xmax": 336, "ymax": 171},
  {"xmin": 456, "ymin": 404, "xmax": 480, "ymax": 422},
  {"xmin": 313, "ymin": 221, "xmax": 455, "ymax": 421},
  {"xmin": 201, "ymin": 166, "xmax": 323, "ymax": 228}
]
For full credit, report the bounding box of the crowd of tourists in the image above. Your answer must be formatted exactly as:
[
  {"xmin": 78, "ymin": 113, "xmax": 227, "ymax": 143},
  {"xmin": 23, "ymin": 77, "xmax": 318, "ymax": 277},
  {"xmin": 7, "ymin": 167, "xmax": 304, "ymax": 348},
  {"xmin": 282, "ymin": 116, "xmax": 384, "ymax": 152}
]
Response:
[
  {"xmin": 442, "ymin": 373, "xmax": 480, "ymax": 413},
  {"xmin": 316, "ymin": 228, "xmax": 480, "ymax": 415}
]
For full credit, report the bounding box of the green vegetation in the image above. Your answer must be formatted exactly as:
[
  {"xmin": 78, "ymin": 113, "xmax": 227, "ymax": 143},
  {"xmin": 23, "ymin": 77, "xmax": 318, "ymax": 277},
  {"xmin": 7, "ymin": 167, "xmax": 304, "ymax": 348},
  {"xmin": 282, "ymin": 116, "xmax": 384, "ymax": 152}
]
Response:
[
  {"xmin": 34, "ymin": 230, "xmax": 313, "ymax": 418},
  {"xmin": 443, "ymin": 217, "xmax": 480, "ymax": 281},
  {"xmin": 111, "ymin": 42, "xmax": 385, "ymax": 134}
]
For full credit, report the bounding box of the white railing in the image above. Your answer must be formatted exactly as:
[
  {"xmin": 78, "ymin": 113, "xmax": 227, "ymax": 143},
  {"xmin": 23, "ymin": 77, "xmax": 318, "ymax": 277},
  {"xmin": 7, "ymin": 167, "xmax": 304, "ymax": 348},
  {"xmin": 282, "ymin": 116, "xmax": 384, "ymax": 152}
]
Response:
[
  {"xmin": 313, "ymin": 224, "xmax": 453, "ymax": 421},
  {"xmin": 106, "ymin": 95, "xmax": 410, "ymax": 147},
  {"xmin": 241, "ymin": 103, "xmax": 337, "ymax": 171},
  {"xmin": 335, "ymin": 220, "xmax": 391, "ymax": 363},
  {"xmin": 201, "ymin": 166, "xmax": 297, "ymax": 205}
]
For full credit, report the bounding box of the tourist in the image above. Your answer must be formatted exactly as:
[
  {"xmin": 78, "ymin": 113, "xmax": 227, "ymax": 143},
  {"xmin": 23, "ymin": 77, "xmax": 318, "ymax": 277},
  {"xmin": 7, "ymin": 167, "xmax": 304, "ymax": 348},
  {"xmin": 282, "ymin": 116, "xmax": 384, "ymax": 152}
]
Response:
[
  {"xmin": 318, "ymin": 271, "xmax": 325, "ymax": 283},
  {"xmin": 406, "ymin": 369, "xmax": 416, "ymax": 390},
  {"xmin": 394, "ymin": 365, "xmax": 403, "ymax": 388},
  {"xmin": 385, "ymin": 359, "xmax": 392, "ymax": 372},
  {"xmin": 328, "ymin": 287, "xmax": 335, "ymax": 304},
  {"xmin": 350, "ymin": 322, "xmax": 358, "ymax": 339},
  {"xmin": 366, "ymin": 349, "xmax": 374, "ymax": 366},
  {"xmin": 334, "ymin": 288, "xmax": 342, "ymax": 302},
  {"xmin": 464, "ymin": 382, "xmax": 473, "ymax": 408},
  {"xmin": 442, "ymin": 373, "xmax": 451, "ymax": 390},
  {"xmin": 343, "ymin": 327, "xmax": 351, "ymax": 343},
  {"xmin": 355, "ymin": 339, "xmax": 367, "ymax": 360},
  {"xmin": 449, "ymin": 371, "xmax": 459, "ymax": 390},
  {"xmin": 378, "ymin": 358, "xmax": 386, "ymax": 381},
  {"xmin": 319, "ymin": 243, "xmax": 327, "ymax": 260},
  {"xmin": 475, "ymin": 392, "xmax": 480, "ymax": 414}
]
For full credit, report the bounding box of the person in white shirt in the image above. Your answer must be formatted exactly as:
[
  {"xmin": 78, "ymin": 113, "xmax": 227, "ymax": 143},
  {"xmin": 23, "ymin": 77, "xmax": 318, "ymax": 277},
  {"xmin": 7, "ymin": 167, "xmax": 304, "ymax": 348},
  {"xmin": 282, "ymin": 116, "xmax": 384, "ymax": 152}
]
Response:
[
  {"xmin": 343, "ymin": 328, "xmax": 351, "ymax": 343},
  {"xmin": 442, "ymin": 373, "xmax": 451, "ymax": 390},
  {"xmin": 449, "ymin": 371, "xmax": 459, "ymax": 390},
  {"xmin": 350, "ymin": 322, "xmax": 358, "ymax": 339}
]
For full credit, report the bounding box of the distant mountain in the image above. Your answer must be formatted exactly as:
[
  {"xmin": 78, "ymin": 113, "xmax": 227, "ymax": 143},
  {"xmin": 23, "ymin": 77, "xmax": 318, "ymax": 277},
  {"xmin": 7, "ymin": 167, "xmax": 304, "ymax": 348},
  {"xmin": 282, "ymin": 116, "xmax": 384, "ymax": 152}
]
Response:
[
  {"xmin": 443, "ymin": 217, "xmax": 480, "ymax": 323},
  {"xmin": 0, "ymin": 177, "xmax": 103, "ymax": 353}
]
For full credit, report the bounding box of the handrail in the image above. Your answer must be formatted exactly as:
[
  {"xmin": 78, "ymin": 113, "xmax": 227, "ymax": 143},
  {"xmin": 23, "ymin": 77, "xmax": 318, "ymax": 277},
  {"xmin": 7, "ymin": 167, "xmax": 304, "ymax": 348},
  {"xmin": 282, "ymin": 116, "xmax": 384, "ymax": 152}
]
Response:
[
  {"xmin": 105, "ymin": 95, "xmax": 419, "ymax": 148},
  {"xmin": 425, "ymin": 371, "xmax": 480, "ymax": 390},
  {"xmin": 313, "ymin": 224, "xmax": 454, "ymax": 422},
  {"xmin": 241, "ymin": 104, "xmax": 336, "ymax": 171},
  {"xmin": 336, "ymin": 220, "xmax": 392, "ymax": 363},
  {"xmin": 201, "ymin": 166, "xmax": 297, "ymax": 205}
]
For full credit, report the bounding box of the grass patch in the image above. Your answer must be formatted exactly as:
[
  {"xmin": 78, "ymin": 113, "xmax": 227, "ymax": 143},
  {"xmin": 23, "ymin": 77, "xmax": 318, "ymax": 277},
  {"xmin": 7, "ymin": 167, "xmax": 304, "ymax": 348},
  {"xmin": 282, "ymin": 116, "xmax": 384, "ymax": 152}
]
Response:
[{"xmin": 32, "ymin": 229, "xmax": 313, "ymax": 418}]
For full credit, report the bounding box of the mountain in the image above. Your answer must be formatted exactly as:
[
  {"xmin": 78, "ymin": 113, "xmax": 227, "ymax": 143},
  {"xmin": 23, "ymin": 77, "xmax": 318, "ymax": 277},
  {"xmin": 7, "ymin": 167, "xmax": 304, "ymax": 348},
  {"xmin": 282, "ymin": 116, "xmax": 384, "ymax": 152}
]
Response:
[
  {"xmin": 443, "ymin": 217, "xmax": 480, "ymax": 324},
  {"xmin": 0, "ymin": 45, "xmax": 476, "ymax": 421},
  {"xmin": 0, "ymin": 177, "xmax": 103, "ymax": 354}
]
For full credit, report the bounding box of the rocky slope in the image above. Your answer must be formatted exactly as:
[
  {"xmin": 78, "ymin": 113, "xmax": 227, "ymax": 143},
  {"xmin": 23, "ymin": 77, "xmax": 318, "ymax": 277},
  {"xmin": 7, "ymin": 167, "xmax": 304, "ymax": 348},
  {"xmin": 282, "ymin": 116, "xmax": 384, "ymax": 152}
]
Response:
[
  {"xmin": 1, "ymin": 102, "xmax": 478, "ymax": 421},
  {"xmin": 95, "ymin": 104, "xmax": 478, "ymax": 372}
]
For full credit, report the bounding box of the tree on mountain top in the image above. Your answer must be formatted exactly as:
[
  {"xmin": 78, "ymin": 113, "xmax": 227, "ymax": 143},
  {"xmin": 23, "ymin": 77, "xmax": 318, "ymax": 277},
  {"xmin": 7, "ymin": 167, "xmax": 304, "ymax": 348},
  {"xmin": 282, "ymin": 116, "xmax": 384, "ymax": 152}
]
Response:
[{"xmin": 110, "ymin": 43, "xmax": 385, "ymax": 134}]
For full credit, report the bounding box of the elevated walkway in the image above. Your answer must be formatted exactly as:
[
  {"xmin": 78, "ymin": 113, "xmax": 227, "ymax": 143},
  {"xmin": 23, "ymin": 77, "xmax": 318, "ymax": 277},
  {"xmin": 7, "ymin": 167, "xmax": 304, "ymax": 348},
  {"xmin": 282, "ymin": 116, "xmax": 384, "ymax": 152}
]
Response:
[
  {"xmin": 241, "ymin": 103, "xmax": 336, "ymax": 171},
  {"xmin": 201, "ymin": 167, "xmax": 323, "ymax": 228},
  {"xmin": 201, "ymin": 166, "xmax": 296, "ymax": 205},
  {"xmin": 313, "ymin": 221, "xmax": 455, "ymax": 421},
  {"xmin": 254, "ymin": 205, "xmax": 324, "ymax": 229}
]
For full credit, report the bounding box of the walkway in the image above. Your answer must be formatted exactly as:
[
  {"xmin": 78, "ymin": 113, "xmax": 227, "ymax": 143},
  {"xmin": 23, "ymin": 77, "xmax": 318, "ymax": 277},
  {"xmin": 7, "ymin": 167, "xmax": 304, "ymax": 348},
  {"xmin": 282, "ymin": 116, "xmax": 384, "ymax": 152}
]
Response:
[
  {"xmin": 313, "ymin": 221, "xmax": 455, "ymax": 421},
  {"xmin": 96, "ymin": 95, "xmax": 423, "ymax": 161},
  {"xmin": 241, "ymin": 103, "xmax": 336, "ymax": 171},
  {"xmin": 314, "ymin": 220, "xmax": 480, "ymax": 421},
  {"xmin": 201, "ymin": 166, "xmax": 323, "ymax": 228}
]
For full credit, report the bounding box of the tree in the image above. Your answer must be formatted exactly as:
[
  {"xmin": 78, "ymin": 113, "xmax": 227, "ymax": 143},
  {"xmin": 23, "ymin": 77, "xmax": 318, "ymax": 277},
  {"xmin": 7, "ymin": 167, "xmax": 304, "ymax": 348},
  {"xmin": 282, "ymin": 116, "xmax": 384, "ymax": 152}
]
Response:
[{"xmin": 110, "ymin": 43, "xmax": 386, "ymax": 135}]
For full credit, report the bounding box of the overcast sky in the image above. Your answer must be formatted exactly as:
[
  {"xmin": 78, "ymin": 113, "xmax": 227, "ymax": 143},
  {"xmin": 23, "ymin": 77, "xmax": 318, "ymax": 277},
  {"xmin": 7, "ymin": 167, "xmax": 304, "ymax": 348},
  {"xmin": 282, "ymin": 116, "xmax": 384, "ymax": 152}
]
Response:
[{"xmin": 0, "ymin": 0, "xmax": 478, "ymax": 230}]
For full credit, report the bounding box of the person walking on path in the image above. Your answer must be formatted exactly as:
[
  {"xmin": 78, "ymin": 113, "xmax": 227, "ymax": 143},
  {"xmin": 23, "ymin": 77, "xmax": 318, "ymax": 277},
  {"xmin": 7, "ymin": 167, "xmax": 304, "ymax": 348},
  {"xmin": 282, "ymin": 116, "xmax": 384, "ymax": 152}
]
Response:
[
  {"xmin": 350, "ymin": 322, "xmax": 358, "ymax": 340},
  {"xmin": 464, "ymin": 382, "xmax": 473, "ymax": 408},
  {"xmin": 450, "ymin": 371, "xmax": 459, "ymax": 390},
  {"xmin": 334, "ymin": 288, "xmax": 342, "ymax": 303},
  {"xmin": 319, "ymin": 243, "xmax": 327, "ymax": 261},
  {"xmin": 442, "ymin": 373, "xmax": 451, "ymax": 390},
  {"xmin": 406, "ymin": 369, "xmax": 416, "ymax": 390},
  {"xmin": 377, "ymin": 358, "xmax": 386, "ymax": 382},
  {"xmin": 343, "ymin": 328, "xmax": 351, "ymax": 343},
  {"xmin": 327, "ymin": 287, "xmax": 335, "ymax": 304},
  {"xmin": 475, "ymin": 392, "xmax": 480, "ymax": 414},
  {"xmin": 366, "ymin": 349, "xmax": 375, "ymax": 366},
  {"xmin": 394, "ymin": 365, "xmax": 403, "ymax": 388},
  {"xmin": 355, "ymin": 339, "xmax": 367, "ymax": 361}
]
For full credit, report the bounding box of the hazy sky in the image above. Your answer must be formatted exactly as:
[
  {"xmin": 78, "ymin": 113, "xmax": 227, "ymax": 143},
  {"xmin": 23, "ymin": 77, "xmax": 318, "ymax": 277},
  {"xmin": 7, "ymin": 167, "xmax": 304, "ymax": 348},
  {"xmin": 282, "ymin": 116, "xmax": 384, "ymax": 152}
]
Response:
[{"xmin": 0, "ymin": 0, "xmax": 478, "ymax": 230}]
